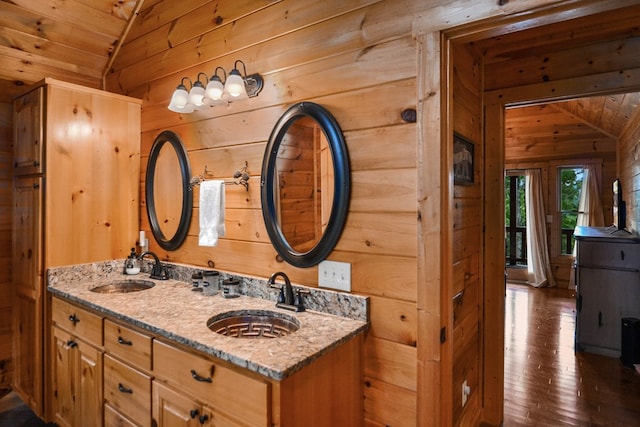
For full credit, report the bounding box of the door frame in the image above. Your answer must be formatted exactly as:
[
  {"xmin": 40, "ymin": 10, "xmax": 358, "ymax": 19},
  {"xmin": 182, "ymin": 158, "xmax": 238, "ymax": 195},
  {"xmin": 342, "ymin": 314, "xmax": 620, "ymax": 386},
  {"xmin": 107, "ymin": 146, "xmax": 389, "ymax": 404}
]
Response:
[{"xmin": 414, "ymin": 0, "xmax": 640, "ymax": 424}]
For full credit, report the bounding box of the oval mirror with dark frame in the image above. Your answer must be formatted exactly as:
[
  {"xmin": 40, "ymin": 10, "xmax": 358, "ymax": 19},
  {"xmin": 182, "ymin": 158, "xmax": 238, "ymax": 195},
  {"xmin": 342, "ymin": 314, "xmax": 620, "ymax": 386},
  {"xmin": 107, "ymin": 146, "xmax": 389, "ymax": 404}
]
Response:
[
  {"xmin": 261, "ymin": 102, "xmax": 350, "ymax": 268},
  {"xmin": 146, "ymin": 130, "xmax": 193, "ymax": 251}
]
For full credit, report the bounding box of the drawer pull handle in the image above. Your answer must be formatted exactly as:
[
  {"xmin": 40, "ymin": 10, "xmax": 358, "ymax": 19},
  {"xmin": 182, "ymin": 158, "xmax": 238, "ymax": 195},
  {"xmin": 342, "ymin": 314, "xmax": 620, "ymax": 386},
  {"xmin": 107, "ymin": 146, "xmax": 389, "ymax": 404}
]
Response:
[
  {"xmin": 68, "ymin": 314, "xmax": 80, "ymax": 325},
  {"xmin": 118, "ymin": 383, "xmax": 133, "ymax": 394},
  {"xmin": 598, "ymin": 311, "xmax": 603, "ymax": 327},
  {"xmin": 117, "ymin": 336, "xmax": 133, "ymax": 346},
  {"xmin": 190, "ymin": 409, "xmax": 199, "ymax": 419},
  {"xmin": 66, "ymin": 340, "xmax": 78, "ymax": 348},
  {"xmin": 191, "ymin": 369, "xmax": 213, "ymax": 383}
]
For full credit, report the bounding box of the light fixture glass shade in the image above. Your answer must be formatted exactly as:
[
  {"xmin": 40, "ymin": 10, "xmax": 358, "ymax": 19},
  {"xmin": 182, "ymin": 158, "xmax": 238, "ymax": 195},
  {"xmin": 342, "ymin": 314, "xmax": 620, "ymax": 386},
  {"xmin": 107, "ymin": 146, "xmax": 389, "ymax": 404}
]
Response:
[
  {"xmin": 188, "ymin": 82, "xmax": 206, "ymax": 109},
  {"xmin": 224, "ymin": 70, "xmax": 248, "ymax": 101},
  {"xmin": 205, "ymin": 77, "xmax": 224, "ymax": 100},
  {"xmin": 168, "ymin": 86, "xmax": 192, "ymax": 113}
]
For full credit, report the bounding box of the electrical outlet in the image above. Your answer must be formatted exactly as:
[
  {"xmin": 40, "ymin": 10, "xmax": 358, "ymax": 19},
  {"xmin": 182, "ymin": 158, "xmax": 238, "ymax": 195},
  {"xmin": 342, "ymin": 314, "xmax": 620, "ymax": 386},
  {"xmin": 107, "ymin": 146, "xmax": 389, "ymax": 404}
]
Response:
[
  {"xmin": 461, "ymin": 380, "xmax": 471, "ymax": 406},
  {"xmin": 318, "ymin": 260, "xmax": 351, "ymax": 292}
]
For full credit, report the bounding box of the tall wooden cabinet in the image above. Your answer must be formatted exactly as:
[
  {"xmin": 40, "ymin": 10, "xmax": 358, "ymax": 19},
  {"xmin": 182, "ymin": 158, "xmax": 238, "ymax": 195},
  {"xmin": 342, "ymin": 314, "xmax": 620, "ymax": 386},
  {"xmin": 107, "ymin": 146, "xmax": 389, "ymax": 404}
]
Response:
[{"xmin": 12, "ymin": 78, "xmax": 141, "ymax": 419}]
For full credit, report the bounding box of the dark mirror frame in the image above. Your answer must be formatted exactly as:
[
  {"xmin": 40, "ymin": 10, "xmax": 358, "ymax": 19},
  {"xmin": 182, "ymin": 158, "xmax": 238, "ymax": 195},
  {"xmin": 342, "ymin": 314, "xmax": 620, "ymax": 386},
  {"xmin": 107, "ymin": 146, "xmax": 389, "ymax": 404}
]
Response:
[
  {"xmin": 261, "ymin": 102, "xmax": 350, "ymax": 268},
  {"xmin": 145, "ymin": 130, "xmax": 193, "ymax": 251}
]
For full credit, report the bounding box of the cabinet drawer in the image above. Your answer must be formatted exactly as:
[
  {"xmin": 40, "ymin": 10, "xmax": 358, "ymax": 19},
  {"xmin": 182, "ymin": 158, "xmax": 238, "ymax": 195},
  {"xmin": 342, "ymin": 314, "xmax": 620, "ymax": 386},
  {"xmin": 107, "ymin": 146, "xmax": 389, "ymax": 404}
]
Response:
[
  {"xmin": 105, "ymin": 403, "xmax": 139, "ymax": 427},
  {"xmin": 153, "ymin": 340, "xmax": 269, "ymax": 426},
  {"xmin": 577, "ymin": 241, "xmax": 640, "ymax": 270},
  {"xmin": 52, "ymin": 297, "xmax": 103, "ymax": 347},
  {"xmin": 104, "ymin": 354, "xmax": 151, "ymax": 427},
  {"xmin": 104, "ymin": 319, "xmax": 152, "ymax": 371}
]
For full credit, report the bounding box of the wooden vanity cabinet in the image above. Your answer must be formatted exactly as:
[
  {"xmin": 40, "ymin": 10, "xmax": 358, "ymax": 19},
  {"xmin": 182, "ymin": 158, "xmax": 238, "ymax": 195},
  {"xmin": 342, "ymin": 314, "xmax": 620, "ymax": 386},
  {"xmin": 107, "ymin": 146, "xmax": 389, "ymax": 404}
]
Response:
[
  {"xmin": 50, "ymin": 295, "xmax": 364, "ymax": 427},
  {"xmin": 51, "ymin": 298, "xmax": 104, "ymax": 427}
]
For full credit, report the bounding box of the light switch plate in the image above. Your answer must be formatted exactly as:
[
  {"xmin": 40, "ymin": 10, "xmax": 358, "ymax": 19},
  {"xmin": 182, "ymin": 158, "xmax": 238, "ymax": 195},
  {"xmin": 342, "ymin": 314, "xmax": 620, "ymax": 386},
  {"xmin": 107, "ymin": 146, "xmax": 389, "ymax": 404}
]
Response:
[{"xmin": 318, "ymin": 260, "xmax": 351, "ymax": 292}]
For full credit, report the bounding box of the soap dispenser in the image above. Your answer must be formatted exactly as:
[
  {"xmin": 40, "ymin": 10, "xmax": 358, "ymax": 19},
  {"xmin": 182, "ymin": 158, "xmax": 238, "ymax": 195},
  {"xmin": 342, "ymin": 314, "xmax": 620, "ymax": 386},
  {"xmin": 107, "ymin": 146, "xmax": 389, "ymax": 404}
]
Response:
[{"xmin": 124, "ymin": 248, "xmax": 140, "ymax": 275}]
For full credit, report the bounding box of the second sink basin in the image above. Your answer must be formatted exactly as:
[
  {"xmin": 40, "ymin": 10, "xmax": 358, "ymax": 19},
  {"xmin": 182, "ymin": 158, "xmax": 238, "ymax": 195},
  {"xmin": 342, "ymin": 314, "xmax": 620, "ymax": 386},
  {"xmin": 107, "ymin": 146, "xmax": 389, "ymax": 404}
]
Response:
[
  {"xmin": 207, "ymin": 310, "xmax": 300, "ymax": 338},
  {"xmin": 90, "ymin": 279, "xmax": 155, "ymax": 294}
]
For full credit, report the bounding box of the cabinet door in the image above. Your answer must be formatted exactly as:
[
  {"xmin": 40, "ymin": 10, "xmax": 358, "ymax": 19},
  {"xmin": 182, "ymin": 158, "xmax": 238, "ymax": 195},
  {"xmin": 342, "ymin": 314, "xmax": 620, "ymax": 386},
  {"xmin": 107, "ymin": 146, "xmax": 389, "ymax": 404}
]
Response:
[
  {"xmin": 12, "ymin": 177, "xmax": 43, "ymax": 415},
  {"xmin": 77, "ymin": 339, "xmax": 103, "ymax": 427},
  {"xmin": 152, "ymin": 381, "xmax": 203, "ymax": 427},
  {"xmin": 52, "ymin": 327, "xmax": 77, "ymax": 427},
  {"xmin": 12, "ymin": 177, "xmax": 42, "ymax": 296},
  {"xmin": 52, "ymin": 326, "xmax": 103, "ymax": 427},
  {"xmin": 578, "ymin": 268, "xmax": 632, "ymax": 353},
  {"xmin": 13, "ymin": 87, "xmax": 43, "ymax": 175}
]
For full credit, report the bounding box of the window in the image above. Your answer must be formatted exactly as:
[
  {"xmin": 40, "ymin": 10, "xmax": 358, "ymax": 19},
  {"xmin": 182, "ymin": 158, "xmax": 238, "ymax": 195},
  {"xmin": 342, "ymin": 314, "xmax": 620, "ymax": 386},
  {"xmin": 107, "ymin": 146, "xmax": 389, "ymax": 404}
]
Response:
[
  {"xmin": 505, "ymin": 174, "xmax": 527, "ymax": 266},
  {"xmin": 558, "ymin": 167, "xmax": 584, "ymax": 254}
]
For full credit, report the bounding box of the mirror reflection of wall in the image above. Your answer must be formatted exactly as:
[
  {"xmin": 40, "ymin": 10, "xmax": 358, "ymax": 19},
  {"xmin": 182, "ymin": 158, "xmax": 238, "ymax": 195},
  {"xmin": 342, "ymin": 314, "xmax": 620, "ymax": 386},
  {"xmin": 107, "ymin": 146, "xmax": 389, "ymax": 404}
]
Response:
[
  {"xmin": 275, "ymin": 116, "xmax": 334, "ymax": 253},
  {"xmin": 153, "ymin": 143, "xmax": 184, "ymax": 239}
]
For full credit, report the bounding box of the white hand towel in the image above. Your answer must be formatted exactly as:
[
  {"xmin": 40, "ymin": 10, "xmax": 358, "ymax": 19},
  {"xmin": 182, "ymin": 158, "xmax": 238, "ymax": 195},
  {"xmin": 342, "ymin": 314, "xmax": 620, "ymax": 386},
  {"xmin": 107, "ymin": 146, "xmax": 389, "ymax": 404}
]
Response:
[{"xmin": 199, "ymin": 180, "xmax": 226, "ymax": 246}]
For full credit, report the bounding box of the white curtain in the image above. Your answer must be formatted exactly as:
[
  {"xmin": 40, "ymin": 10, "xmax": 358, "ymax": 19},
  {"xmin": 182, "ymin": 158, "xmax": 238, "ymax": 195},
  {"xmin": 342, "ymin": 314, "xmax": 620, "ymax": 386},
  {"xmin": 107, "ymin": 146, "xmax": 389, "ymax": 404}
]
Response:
[
  {"xmin": 525, "ymin": 169, "xmax": 556, "ymax": 287},
  {"xmin": 576, "ymin": 164, "xmax": 604, "ymax": 227}
]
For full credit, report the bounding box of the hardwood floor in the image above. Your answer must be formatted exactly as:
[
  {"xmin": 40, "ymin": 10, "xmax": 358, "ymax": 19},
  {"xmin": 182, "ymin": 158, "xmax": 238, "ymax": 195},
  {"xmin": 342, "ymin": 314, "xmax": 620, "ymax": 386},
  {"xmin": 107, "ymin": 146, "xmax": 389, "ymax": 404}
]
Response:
[{"xmin": 504, "ymin": 284, "xmax": 640, "ymax": 426}]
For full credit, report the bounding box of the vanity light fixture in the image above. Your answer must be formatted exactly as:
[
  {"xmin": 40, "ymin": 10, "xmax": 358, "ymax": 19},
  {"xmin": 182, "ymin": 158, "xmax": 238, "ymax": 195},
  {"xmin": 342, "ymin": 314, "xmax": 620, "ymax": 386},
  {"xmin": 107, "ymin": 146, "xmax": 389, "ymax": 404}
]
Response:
[{"xmin": 167, "ymin": 60, "xmax": 263, "ymax": 113}]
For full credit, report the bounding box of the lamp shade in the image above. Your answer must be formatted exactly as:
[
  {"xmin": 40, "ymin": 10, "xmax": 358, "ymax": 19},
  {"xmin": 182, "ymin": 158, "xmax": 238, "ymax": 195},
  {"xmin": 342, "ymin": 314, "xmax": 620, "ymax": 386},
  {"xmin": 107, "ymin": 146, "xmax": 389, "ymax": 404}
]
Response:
[
  {"xmin": 168, "ymin": 85, "xmax": 192, "ymax": 113},
  {"xmin": 224, "ymin": 70, "xmax": 248, "ymax": 101},
  {"xmin": 205, "ymin": 77, "xmax": 224, "ymax": 101},
  {"xmin": 188, "ymin": 81, "xmax": 206, "ymax": 109}
]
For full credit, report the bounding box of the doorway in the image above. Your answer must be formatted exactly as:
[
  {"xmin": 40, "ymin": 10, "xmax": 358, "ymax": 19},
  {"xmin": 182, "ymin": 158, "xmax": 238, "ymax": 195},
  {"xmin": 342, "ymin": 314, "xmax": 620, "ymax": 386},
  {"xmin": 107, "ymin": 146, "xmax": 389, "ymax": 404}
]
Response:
[{"xmin": 445, "ymin": 4, "xmax": 640, "ymax": 425}]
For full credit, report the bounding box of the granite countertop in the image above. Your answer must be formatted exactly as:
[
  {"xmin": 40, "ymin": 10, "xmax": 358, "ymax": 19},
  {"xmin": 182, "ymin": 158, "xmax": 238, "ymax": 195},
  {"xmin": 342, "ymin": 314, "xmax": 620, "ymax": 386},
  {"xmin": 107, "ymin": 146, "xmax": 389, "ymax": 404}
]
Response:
[{"xmin": 47, "ymin": 262, "xmax": 368, "ymax": 381}]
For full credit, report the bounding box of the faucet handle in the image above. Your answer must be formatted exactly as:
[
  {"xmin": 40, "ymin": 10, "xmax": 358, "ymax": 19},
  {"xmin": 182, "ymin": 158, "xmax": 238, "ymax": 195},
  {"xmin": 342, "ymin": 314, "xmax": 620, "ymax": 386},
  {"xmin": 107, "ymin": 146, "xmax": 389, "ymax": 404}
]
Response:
[{"xmin": 293, "ymin": 288, "xmax": 310, "ymax": 310}]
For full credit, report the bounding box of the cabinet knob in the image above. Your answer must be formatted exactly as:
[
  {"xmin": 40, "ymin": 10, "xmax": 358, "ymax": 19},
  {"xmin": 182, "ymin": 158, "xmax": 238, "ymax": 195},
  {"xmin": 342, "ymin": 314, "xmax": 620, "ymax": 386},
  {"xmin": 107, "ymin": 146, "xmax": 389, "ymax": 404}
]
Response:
[
  {"xmin": 199, "ymin": 414, "xmax": 209, "ymax": 424},
  {"xmin": 190, "ymin": 409, "xmax": 199, "ymax": 419},
  {"xmin": 66, "ymin": 340, "xmax": 78, "ymax": 348},
  {"xmin": 33, "ymin": 161, "xmax": 39, "ymax": 168},
  {"xmin": 68, "ymin": 314, "xmax": 80, "ymax": 325}
]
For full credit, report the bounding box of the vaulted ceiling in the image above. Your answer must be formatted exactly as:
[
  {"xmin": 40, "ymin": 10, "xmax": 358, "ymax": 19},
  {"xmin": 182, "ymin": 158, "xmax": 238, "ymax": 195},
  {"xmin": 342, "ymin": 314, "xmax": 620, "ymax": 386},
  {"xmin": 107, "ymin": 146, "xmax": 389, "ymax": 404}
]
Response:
[
  {"xmin": 0, "ymin": 0, "xmax": 639, "ymax": 156},
  {"xmin": 0, "ymin": 0, "xmax": 144, "ymax": 102},
  {"xmin": 505, "ymin": 93, "xmax": 640, "ymax": 162}
]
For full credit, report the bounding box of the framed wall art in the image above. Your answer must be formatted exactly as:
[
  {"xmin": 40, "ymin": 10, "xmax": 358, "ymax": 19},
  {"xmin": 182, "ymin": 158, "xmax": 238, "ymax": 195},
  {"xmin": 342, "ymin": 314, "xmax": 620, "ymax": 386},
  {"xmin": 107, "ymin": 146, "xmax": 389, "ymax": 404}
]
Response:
[{"xmin": 453, "ymin": 133, "xmax": 474, "ymax": 185}]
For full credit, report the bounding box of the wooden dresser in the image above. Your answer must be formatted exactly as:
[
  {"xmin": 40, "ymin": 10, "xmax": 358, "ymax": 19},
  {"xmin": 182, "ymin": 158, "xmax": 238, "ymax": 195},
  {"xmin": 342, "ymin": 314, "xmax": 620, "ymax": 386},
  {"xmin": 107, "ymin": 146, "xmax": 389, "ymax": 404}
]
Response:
[{"xmin": 574, "ymin": 226, "xmax": 640, "ymax": 357}]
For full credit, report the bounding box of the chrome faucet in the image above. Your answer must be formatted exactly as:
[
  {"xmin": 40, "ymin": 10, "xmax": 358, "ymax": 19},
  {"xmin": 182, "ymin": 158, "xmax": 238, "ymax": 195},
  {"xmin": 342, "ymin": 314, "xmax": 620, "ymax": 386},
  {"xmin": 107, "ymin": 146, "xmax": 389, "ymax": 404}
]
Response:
[
  {"xmin": 268, "ymin": 271, "xmax": 309, "ymax": 312},
  {"xmin": 138, "ymin": 251, "xmax": 169, "ymax": 280}
]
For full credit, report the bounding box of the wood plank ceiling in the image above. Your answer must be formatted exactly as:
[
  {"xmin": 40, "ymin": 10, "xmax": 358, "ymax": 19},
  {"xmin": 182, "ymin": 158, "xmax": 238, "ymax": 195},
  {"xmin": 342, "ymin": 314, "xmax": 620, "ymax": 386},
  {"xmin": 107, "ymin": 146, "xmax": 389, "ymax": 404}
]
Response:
[
  {"xmin": 505, "ymin": 93, "xmax": 640, "ymax": 162},
  {"xmin": 0, "ymin": 0, "xmax": 638, "ymax": 154},
  {"xmin": 0, "ymin": 0, "xmax": 144, "ymax": 102}
]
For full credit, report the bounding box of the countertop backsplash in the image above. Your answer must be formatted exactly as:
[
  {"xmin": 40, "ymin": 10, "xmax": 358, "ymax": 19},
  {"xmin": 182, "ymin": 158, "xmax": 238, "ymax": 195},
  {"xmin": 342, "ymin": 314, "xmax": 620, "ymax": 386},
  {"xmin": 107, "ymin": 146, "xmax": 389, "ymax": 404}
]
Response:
[{"xmin": 47, "ymin": 259, "xmax": 369, "ymax": 322}]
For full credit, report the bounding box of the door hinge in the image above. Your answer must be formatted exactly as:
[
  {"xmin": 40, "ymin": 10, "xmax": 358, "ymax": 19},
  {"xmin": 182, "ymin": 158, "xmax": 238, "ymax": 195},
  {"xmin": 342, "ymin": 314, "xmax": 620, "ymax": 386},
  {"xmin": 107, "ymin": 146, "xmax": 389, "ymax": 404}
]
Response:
[{"xmin": 440, "ymin": 327, "xmax": 446, "ymax": 344}]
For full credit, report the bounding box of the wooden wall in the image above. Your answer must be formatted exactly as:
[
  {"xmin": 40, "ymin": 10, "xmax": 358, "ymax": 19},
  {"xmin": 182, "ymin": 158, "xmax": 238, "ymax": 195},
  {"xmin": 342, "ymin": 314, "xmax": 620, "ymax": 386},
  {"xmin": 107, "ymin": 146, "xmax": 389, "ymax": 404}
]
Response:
[
  {"xmin": 106, "ymin": 1, "xmax": 423, "ymax": 425},
  {"xmin": 451, "ymin": 42, "xmax": 483, "ymax": 426},
  {"xmin": 619, "ymin": 108, "xmax": 640, "ymax": 233},
  {"xmin": 0, "ymin": 101, "xmax": 12, "ymax": 390}
]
